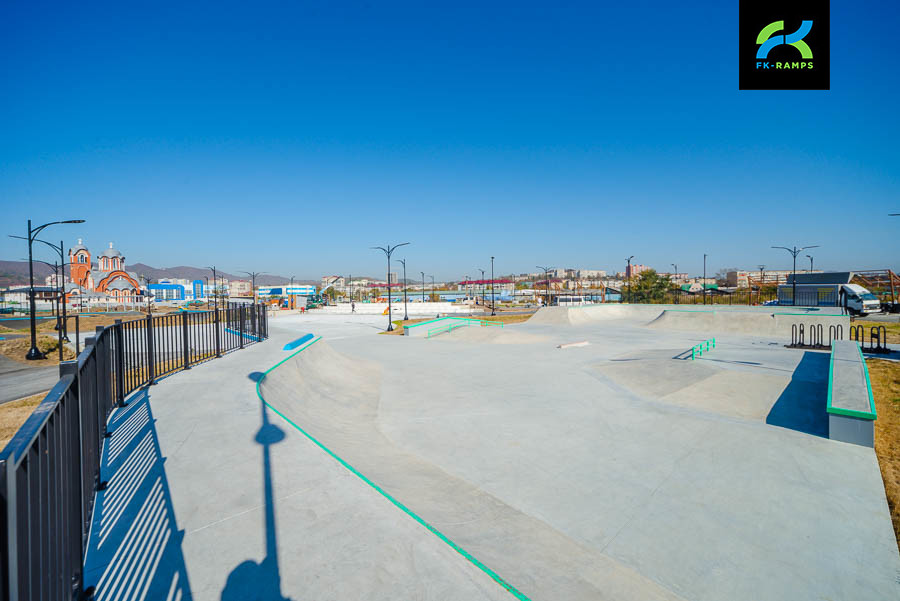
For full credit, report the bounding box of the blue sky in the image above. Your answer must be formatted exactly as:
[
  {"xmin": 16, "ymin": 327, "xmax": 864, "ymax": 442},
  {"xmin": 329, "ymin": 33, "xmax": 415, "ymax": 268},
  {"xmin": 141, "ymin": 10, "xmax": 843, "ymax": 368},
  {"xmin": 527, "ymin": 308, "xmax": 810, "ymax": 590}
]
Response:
[{"xmin": 2, "ymin": 1, "xmax": 898, "ymax": 280}]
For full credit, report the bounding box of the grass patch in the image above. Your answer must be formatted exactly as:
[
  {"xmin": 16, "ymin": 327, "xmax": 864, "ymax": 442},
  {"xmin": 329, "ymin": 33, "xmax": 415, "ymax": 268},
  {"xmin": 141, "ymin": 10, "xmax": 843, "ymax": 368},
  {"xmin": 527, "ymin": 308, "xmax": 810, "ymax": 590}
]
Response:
[
  {"xmin": 0, "ymin": 335, "xmax": 76, "ymax": 365},
  {"xmin": 869, "ymin": 358, "xmax": 900, "ymax": 552},
  {"xmin": 0, "ymin": 392, "xmax": 48, "ymax": 450},
  {"xmin": 854, "ymin": 320, "xmax": 899, "ymax": 344}
]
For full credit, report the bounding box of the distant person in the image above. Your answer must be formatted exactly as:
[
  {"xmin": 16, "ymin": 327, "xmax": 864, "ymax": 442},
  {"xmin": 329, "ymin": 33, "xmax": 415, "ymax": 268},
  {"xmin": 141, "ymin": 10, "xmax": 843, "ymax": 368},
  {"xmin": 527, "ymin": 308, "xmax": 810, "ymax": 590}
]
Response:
[{"xmin": 351, "ymin": 301, "xmax": 356, "ymax": 313}]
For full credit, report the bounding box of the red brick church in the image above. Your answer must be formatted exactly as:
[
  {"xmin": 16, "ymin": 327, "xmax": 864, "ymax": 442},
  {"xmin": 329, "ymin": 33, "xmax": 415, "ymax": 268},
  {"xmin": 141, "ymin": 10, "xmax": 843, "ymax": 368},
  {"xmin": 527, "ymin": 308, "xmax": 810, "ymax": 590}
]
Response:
[{"xmin": 67, "ymin": 239, "xmax": 142, "ymax": 302}]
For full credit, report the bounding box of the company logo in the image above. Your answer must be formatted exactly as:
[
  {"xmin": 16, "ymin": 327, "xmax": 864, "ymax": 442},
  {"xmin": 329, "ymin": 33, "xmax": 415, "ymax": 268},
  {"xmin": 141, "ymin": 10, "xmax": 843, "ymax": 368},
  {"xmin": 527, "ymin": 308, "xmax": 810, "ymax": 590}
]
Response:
[
  {"xmin": 754, "ymin": 20, "xmax": 814, "ymax": 71},
  {"xmin": 739, "ymin": 1, "xmax": 829, "ymax": 90},
  {"xmin": 756, "ymin": 20, "xmax": 813, "ymax": 59}
]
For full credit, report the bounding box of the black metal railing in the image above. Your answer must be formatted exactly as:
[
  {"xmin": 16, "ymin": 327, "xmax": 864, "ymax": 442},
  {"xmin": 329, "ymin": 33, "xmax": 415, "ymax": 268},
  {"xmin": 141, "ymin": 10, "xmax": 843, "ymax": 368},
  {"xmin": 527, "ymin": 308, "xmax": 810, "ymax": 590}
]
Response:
[{"xmin": 0, "ymin": 303, "xmax": 268, "ymax": 601}]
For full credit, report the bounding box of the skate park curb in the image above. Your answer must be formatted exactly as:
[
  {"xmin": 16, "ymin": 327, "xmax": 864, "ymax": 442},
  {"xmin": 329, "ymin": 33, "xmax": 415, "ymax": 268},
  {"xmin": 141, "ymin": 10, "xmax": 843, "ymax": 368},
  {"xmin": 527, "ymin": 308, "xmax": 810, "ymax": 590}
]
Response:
[{"xmin": 254, "ymin": 334, "xmax": 532, "ymax": 601}]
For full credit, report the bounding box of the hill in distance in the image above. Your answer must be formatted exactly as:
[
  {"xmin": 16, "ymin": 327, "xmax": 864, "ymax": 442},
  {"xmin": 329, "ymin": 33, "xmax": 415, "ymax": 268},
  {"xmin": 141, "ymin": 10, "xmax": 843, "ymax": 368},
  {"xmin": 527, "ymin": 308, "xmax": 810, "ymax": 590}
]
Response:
[{"xmin": 0, "ymin": 260, "xmax": 315, "ymax": 287}]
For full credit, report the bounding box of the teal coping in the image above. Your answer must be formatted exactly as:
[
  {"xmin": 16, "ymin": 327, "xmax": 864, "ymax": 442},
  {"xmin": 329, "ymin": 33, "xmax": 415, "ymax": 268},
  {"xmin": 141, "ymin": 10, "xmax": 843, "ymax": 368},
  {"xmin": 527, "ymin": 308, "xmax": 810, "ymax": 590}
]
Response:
[
  {"xmin": 826, "ymin": 341, "xmax": 877, "ymax": 420},
  {"xmin": 255, "ymin": 335, "xmax": 531, "ymax": 600}
]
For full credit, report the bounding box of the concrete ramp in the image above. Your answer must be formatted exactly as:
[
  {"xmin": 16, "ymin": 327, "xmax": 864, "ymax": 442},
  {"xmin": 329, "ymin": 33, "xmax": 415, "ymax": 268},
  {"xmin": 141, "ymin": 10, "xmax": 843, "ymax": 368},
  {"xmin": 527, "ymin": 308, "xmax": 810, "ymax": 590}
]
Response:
[{"xmin": 259, "ymin": 338, "xmax": 685, "ymax": 601}]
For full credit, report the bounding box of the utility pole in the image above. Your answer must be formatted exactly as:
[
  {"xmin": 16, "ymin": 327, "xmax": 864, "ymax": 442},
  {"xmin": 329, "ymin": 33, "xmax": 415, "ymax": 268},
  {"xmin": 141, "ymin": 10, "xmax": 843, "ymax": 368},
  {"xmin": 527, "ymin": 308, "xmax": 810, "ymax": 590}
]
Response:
[
  {"xmin": 421, "ymin": 271, "xmax": 425, "ymax": 304},
  {"xmin": 478, "ymin": 268, "xmax": 486, "ymax": 309},
  {"xmin": 490, "ymin": 256, "xmax": 496, "ymax": 316}
]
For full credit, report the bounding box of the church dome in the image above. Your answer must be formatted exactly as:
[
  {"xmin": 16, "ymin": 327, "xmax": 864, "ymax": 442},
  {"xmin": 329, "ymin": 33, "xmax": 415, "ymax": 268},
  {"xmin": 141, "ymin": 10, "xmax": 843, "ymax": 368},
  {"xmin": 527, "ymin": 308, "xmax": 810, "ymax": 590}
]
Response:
[
  {"xmin": 70, "ymin": 238, "xmax": 88, "ymax": 254},
  {"xmin": 100, "ymin": 242, "xmax": 123, "ymax": 258}
]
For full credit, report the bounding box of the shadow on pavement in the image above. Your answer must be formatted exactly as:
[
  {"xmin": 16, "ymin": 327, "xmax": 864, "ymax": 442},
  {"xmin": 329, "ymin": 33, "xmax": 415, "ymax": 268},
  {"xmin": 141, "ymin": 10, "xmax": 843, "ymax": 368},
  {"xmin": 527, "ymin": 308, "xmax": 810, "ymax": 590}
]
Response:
[
  {"xmin": 766, "ymin": 351, "xmax": 829, "ymax": 437},
  {"xmin": 220, "ymin": 378, "xmax": 291, "ymax": 601},
  {"xmin": 82, "ymin": 388, "xmax": 193, "ymax": 601}
]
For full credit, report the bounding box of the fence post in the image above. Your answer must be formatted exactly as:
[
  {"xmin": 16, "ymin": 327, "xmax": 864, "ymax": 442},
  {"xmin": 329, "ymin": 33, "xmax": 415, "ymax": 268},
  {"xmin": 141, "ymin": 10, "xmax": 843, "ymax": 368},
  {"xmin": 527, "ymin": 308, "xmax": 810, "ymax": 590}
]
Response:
[
  {"xmin": 214, "ymin": 308, "xmax": 221, "ymax": 358},
  {"xmin": 114, "ymin": 320, "xmax": 125, "ymax": 407},
  {"xmin": 75, "ymin": 314, "xmax": 80, "ymax": 355},
  {"xmin": 180, "ymin": 312, "xmax": 190, "ymax": 369},
  {"xmin": 239, "ymin": 305, "xmax": 245, "ymax": 349},
  {"xmin": 2, "ymin": 450, "xmax": 17, "ymax": 601},
  {"xmin": 146, "ymin": 315, "xmax": 156, "ymax": 385},
  {"xmin": 251, "ymin": 304, "xmax": 258, "ymax": 340}
]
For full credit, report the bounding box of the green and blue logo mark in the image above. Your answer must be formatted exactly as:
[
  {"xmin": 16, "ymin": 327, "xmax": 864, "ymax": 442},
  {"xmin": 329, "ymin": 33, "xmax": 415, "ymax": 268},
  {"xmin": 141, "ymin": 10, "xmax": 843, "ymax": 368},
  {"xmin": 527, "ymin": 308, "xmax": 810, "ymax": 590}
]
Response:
[
  {"xmin": 755, "ymin": 20, "xmax": 813, "ymax": 70},
  {"xmin": 740, "ymin": 0, "xmax": 829, "ymax": 90}
]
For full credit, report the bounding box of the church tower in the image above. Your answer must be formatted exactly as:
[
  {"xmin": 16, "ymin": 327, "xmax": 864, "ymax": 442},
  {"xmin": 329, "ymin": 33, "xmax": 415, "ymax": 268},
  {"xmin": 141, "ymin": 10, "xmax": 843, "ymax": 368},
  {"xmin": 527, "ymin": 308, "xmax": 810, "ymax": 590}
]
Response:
[{"xmin": 68, "ymin": 239, "xmax": 92, "ymax": 287}]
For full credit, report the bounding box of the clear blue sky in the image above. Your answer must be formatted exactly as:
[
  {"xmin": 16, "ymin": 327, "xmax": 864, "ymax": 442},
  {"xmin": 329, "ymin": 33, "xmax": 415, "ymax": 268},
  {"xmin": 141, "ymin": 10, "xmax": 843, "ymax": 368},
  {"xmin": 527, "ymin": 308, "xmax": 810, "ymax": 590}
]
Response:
[{"xmin": 2, "ymin": 1, "xmax": 898, "ymax": 280}]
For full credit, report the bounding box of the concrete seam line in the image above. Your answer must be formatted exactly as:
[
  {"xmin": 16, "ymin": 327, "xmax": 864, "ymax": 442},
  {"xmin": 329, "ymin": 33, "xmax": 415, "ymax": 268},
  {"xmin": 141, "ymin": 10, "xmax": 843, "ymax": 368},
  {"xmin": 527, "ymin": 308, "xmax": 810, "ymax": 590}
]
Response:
[{"xmin": 255, "ymin": 336, "xmax": 532, "ymax": 601}]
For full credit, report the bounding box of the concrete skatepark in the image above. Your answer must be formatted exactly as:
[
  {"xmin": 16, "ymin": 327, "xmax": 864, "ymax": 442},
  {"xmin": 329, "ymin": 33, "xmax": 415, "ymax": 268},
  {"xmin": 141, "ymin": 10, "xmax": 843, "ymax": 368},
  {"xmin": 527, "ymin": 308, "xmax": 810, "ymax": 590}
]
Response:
[{"xmin": 82, "ymin": 305, "xmax": 900, "ymax": 600}]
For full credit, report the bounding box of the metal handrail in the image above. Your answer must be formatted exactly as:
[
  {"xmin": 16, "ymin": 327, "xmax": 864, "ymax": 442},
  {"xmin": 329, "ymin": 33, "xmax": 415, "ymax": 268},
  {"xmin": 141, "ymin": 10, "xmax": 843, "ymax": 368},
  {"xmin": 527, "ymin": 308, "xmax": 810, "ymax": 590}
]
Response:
[
  {"xmin": 0, "ymin": 303, "xmax": 269, "ymax": 601},
  {"xmin": 690, "ymin": 338, "xmax": 716, "ymax": 360}
]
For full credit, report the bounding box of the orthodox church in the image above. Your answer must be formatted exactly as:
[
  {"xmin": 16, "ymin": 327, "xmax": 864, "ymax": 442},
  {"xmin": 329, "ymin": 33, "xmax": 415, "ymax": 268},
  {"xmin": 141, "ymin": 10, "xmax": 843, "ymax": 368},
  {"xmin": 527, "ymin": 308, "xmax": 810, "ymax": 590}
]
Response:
[{"xmin": 67, "ymin": 239, "xmax": 143, "ymax": 302}]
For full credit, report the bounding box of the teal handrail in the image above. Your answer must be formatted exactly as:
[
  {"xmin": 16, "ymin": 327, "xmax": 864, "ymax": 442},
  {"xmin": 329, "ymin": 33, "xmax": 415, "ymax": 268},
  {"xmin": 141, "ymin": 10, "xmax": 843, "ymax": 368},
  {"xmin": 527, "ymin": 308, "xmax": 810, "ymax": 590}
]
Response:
[{"xmin": 690, "ymin": 338, "xmax": 716, "ymax": 360}]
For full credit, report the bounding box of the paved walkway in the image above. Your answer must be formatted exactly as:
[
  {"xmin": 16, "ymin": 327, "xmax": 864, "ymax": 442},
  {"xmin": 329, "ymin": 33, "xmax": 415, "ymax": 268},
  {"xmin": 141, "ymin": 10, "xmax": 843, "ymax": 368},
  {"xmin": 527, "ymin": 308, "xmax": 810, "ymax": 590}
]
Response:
[{"xmin": 0, "ymin": 354, "xmax": 58, "ymax": 404}]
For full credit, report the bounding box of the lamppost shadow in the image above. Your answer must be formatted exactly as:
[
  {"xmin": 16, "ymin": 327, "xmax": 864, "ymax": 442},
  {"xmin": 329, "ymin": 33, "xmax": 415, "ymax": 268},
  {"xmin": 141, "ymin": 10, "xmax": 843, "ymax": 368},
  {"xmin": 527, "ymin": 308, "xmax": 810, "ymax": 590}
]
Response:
[{"xmin": 220, "ymin": 375, "xmax": 292, "ymax": 601}]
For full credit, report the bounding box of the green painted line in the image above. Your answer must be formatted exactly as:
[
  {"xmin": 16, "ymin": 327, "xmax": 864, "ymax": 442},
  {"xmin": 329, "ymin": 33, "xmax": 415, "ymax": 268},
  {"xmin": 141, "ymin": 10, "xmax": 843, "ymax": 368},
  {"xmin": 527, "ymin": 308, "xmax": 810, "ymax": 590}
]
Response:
[
  {"xmin": 825, "ymin": 342, "xmax": 877, "ymax": 420},
  {"xmin": 255, "ymin": 335, "xmax": 531, "ymax": 601}
]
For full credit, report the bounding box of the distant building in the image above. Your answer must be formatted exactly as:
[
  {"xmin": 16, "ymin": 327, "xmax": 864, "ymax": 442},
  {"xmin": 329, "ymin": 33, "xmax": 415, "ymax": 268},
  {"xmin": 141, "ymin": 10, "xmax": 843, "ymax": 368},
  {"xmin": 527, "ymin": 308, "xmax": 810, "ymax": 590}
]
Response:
[
  {"xmin": 230, "ymin": 279, "xmax": 252, "ymax": 296},
  {"xmin": 625, "ymin": 264, "xmax": 651, "ymax": 278},
  {"xmin": 578, "ymin": 269, "xmax": 607, "ymax": 278},
  {"xmin": 68, "ymin": 239, "xmax": 142, "ymax": 302},
  {"xmin": 727, "ymin": 269, "xmax": 822, "ymax": 288}
]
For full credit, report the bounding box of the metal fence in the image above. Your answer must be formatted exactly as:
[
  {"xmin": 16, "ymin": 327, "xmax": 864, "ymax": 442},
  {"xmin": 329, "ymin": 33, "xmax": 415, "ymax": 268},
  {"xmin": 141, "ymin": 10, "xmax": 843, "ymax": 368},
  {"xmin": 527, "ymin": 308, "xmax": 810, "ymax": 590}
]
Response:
[{"xmin": 0, "ymin": 303, "xmax": 267, "ymax": 601}]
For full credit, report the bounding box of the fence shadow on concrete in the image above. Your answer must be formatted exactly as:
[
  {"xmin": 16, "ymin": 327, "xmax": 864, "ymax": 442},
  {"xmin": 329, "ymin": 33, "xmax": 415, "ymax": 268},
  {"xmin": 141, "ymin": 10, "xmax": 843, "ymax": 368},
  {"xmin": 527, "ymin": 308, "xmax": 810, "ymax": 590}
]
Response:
[
  {"xmin": 765, "ymin": 351, "xmax": 830, "ymax": 437},
  {"xmin": 82, "ymin": 388, "xmax": 193, "ymax": 601},
  {"xmin": 219, "ymin": 376, "xmax": 291, "ymax": 601}
]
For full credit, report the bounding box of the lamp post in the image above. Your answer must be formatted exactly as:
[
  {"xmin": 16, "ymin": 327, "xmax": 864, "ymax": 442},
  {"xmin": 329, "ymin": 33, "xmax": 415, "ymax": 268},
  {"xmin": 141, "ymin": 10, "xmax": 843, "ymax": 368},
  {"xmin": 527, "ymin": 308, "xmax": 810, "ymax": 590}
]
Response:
[
  {"xmin": 28, "ymin": 258, "xmax": 68, "ymax": 357},
  {"xmin": 141, "ymin": 275, "xmax": 153, "ymax": 314},
  {"xmin": 11, "ymin": 219, "xmax": 85, "ymax": 360},
  {"xmin": 371, "ymin": 242, "xmax": 410, "ymax": 331},
  {"xmin": 241, "ymin": 271, "xmax": 267, "ymax": 305},
  {"xmin": 207, "ymin": 266, "xmax": 219, "ymax": 310},
  {"xmin": 806, "ymin": 254, "xmax": 814, "ymax": 272},
  {"xmin": 536, "ymin": 266, "xmax": 554, "ymax": 307},
  {"xmin": 703, "ymin": 254, "xmax": 707, "ymax": 305},
  {"xmin": 757, "ymin": 265, "xmax": 765, "ymax": 305},
  {"xmin": 625, "ymin": 256, "xmax": 634, "ymax": 303},
  {"xmin": 421, "ymin": 271, "xmax": 425, "ymax": 304},
  {"xmin": 478, "ymin": 268, "xmax": 486, "ymax": 309},
  {"xmin": 670, "ymin": 263, "xmax": 679, "ymax": 304},
  {"xmin": 11, "ymin": 237, "xmax": 76, "ymax": 341},
  {"xmin": 771, "ymin": 245, "xmax": 819, "ymax": 306},
  {"xmin": 490, "ymin": 256, "xmax": 496, "ymax": 316},
  {"xmin": 395, "ymin": 258, "xmax": 409, "ymax": 320}
]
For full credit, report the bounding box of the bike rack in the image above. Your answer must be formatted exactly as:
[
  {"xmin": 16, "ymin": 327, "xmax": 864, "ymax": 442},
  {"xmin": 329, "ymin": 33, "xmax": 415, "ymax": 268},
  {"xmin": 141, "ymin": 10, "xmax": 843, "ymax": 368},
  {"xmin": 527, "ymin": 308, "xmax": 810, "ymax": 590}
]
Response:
[{"xmin": 828, "ymin": 324, "xmax": 843, "ymax": 347}]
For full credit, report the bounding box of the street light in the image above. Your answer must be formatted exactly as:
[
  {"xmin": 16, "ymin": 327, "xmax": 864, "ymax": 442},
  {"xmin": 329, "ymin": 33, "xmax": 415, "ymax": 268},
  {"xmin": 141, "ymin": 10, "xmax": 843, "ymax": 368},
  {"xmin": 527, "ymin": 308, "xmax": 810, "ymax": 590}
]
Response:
[
  {"xmin": 625, "ymin": 256, "xmax": 634, "ymax": 303},
  {"xmin": 771, "ymin": 245, "xmax": 820, "ymax": 306},
  {"xmin": 490, "ymin": 256, "xmax": 496, "ymax": 316},
  {"xmin": 140, "ymin": 274, "xmax": 153, "ymax": 314},
  {"xmin": 241, "ymin": 271, "xmax": 267, "ymax": 305},
  {"xmin": 207, "ymin": 266, "xmax": 219, "ymax": 311},
  {"xmin": 289, "ymin": 276, "xmax": 295, "ymax": 309},
  {"xmin": 703, "ymin": 253, "xmax": 708, "ymax": 305},
  {"xmin": 395, "ymin": 259, "xmax": 409, "ymax": 320},
  {"xmin": 11, "ymin": 236, "xmax": 77, "ymax": 341},
  {"xmin": 806, "ymin": 254, "xmax": 814, "ymax": 272},
  {"xmin": 10, "ymin": 219, "xmax": 84, "ymax": 360},
  {"xmin": 421, "ymin": 271, "xmax": 426, "ymax": 304},
  {"xmin": 536, "ymin": 266, "xmax": 554, "ymax": 307},
  {"xmin": 371, "ymin": 242, "xmax": 410, "ymax": 331},
  {"xmin": 478, "ymin": 268, "xmax": 486, "ymax": 309},
  {"xmin": 429, "ymin": 275, "xmax": 435, "ymax": 307}
]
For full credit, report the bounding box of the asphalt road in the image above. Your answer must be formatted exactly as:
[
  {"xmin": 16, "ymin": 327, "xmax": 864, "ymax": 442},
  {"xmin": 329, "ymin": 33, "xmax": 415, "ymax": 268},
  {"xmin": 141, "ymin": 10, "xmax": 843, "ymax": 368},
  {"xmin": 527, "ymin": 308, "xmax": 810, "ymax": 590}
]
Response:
[{"xmin": 0, "ymin": 354, "xmax": 58, "ymax": 404}]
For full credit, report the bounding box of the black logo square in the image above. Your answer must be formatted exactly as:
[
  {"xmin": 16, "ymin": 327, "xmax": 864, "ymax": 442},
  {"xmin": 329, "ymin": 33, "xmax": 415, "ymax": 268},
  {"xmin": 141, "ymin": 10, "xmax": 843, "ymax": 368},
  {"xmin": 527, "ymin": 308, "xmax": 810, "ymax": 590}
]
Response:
[{"xmin": 740, "ymin": 0, "xmax": 830, "ymax": 90}]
